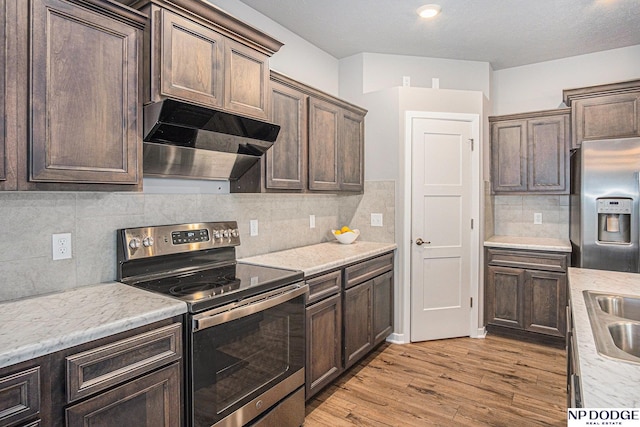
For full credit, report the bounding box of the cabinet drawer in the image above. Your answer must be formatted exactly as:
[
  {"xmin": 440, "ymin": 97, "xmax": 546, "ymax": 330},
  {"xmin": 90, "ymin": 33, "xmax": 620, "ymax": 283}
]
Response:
[
  {"xmin": 344, "ymin": 253, "xmax": 393, "ymax": 289},
  {"xmin": 487, "ymin": 248, "xmax": 568, "ymax": 272},
  {"xmin": 66, "ymin": 363, "xmax": 181, "ymax": 427},
  {"xmin": 306, "ymin": 270, "xmax": 341, "ymax": 304},
  {"xmin": 0, "ymin": 367, "xmax": 40, "ymax": 427},
  {"xmin": 66, "ymin": 323, "xmax": 182, "ymax": 403}
]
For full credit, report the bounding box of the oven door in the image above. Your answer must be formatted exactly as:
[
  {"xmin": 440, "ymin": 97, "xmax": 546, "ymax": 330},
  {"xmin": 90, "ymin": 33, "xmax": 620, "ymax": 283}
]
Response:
[{"xmin": 189, "ymin": 283, "xmax": 307, "ymax": 427}]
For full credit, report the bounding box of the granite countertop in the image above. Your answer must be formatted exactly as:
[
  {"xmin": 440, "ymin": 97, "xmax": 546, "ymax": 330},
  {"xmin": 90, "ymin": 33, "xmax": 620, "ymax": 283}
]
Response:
[
  {"xmin": 0, "ymin": 282, "xmax": 187, "ymax": 369},
  {"xmin": 241, "ymin": 241, "xmax": 397, "ymax": 276},
  {"xmin": 568, "ymin": 267, "xmax": 640, "ymax": 408},
  {"xmin": 484, "ymin": 235, "xmax": 572, "ymax": 252}
]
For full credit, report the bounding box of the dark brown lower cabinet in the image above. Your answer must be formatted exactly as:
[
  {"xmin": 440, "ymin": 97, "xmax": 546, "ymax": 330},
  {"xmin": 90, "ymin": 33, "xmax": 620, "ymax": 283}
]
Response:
[
  {"xmin": 305, "ymin": 293, "xmax": 342, "ymax": 399},
  {"xmin": 0, "ymin": 316, "xmax": 183, "ymax": 427},
  {"xmin": 485, "ymin": 248, "xmax": 569, "ymax": 343},
  {"xmin": 372, "ymin": 271, "xmax": 394, "ymax": 343},
  {"xmin": 66, "ymin": 363, "xmax": 180, "ymax": 427},
  {"xmin": 0, "ymin": 365, "xmax": 41, "ymax": 427},
  {"xmin": 524, "ymin": 269, "xmax": 567, "ymax": 336},
  {"xmin": 305, "ymin": 251, "xmax": 394, "ymax": 400},
  {"xmin": 344, "ymin": 281, "xmax": 373, "ymax": 369},
  {"xmin": 485, "ymin": 265, "xmax": 526, "ymax": 329}
]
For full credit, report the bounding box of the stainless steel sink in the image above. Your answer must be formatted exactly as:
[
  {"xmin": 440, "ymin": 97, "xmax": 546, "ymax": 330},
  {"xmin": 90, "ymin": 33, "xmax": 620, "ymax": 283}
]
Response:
[
  {"xmin": 596, "ymin": 295, "xmax": 640, "ymax": 321},
  {"xmin": 608, "ymin": 322, "xmax": 640, "ymax": 358},
  {"xmin": 583, "ymin": 291, "xmax": 640, "ymax": 364}
]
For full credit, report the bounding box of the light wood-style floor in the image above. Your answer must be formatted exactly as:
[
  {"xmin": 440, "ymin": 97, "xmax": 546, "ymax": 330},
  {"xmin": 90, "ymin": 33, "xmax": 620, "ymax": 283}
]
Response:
[{"xmin": 304, "ymin": 335, "xmax": 566, "ymax": 426}]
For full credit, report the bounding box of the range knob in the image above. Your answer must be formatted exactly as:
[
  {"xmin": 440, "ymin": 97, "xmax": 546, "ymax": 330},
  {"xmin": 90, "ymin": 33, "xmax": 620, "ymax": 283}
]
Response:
[
  {"xmin": 143, "ymin": 237, "xmax": 154, "ymax": 247},
  {"xmin": 129, "ymin": 238, "xmax": 141, "ymax": 249},
  {"xmin": 231, "ymin": 228, "xmax": 239, "ymax": 237},
  {"xmin": 213, "ymin": 230, "xmax": 222, "ymax": 239},
  {"xmin": 223, "ymin": 229, "xmax": 231, "ymax": 238}
]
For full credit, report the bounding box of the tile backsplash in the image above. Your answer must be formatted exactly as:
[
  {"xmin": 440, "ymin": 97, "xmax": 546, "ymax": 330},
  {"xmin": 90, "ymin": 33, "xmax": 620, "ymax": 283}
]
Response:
[
  {"xmin": 0, "ymin": 181, "xmax": 395, "ymax": 302},
  {"xmin": 493, "ymin": 194, "xmax": 569, "ymax": 239}
]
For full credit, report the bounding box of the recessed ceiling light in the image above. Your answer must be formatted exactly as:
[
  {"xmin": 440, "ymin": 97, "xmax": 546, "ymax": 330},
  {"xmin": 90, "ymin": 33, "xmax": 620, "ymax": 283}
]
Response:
[{"xmin": 417, "ymin": 4, "xmax": 442, "ymax": 19}]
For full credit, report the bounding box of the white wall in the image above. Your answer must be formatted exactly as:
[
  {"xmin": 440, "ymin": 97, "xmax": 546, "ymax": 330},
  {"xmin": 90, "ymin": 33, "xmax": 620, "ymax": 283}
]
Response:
[
  {"xmin": 205, "ymin": 0, "xmax": 340, "ymax": 95},
  {"xmin": 339, "ymin": 52, "xmax": 491, "ymax": 105},
  {"xmin": 492, "ymin": 45, "xmax": 640, "ymax": 115}
]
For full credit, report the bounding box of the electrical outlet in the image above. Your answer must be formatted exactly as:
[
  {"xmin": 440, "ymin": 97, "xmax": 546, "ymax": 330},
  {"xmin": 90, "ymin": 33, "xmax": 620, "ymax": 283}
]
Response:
[
  {"xmin": 309, "ymin": 214, "xmax": 316, "ymax": 229},
  {"xmin": 534, "ymin": 212, "xmax": 543, "ymax": 225},
  {"xmin": 402, "ymin": 76, "xmax": 410, "ymax": 87},
  {"xmin": 250, "ymin": 220, "xmax": 259, "ymax": 236},
  {"xmin": 371, "ymin": 213, "xmax": 383, "ymax": 227},
  {"xmin": 52, "ymin": 233, "xmax": 72, "ymax": 260}
]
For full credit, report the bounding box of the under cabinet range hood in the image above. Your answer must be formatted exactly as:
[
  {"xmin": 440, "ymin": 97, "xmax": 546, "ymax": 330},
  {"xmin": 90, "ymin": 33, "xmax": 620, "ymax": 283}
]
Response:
[{"xmin": 142, "ymin": 99, "xmax": 280, "ymax": 181}]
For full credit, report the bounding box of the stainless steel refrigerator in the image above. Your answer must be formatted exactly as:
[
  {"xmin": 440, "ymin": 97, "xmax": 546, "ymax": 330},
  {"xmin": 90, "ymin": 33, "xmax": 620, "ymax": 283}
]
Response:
[{"xmin": 570, "ymin": 137, "xmax": 640, "ymax": 272}]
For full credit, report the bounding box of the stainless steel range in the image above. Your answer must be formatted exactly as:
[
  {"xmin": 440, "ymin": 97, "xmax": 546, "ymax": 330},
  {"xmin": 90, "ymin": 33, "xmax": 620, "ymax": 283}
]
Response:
[{"xmin": 117, "ymin": 222, "xmax": 307, "ymax": 427}]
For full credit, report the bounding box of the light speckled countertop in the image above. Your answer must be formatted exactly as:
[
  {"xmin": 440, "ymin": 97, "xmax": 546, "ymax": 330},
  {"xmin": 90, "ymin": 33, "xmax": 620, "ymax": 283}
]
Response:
[
  {"xmin": 241, "ymin": 241, "xmax": 397, "ymax": 276},
  {"xmin": 0, "ymin": 282, "xmax": 187, "ymax": 369},
  {"xmin": 485, "ymin": 235, "xmax": 572, "ymax": 252},
  {"xmin": 568, "ymin": 267, "xmax": 640, "ymax": 408}
]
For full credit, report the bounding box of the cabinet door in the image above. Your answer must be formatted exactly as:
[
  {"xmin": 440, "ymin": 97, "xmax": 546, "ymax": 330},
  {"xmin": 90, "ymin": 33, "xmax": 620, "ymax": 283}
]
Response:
[
  {"xmin": 339, "ymin": 110, "xmax": 364, "ymax": 192},
  {"xmin": 485, "ymin": 265, "xmax": 525, "ymax": 329},
  {"xmin": 372, "ymin": 271, "xmax": 393, "ymax": 345},
  {"xmin": 343, "ymin": 281, "xmax": 373, "ymax": 369},
  {"xmin": 491, "ymin": 120, "xmax": 527, "ymax": 193},
  {"xmin": 267, "ymin": 80, "xmax": 307, "ymax": 190},
  {"xmin": 308, "ymin": 97, "xmax": 340, "ymax": 191},
  {"xmin": 527, "ymin": 114, "xmax": 569, "ymax": 193},
  {"xmin": 224, "ymin": 39, "xmax": 269, "ymax": 120},
  {"xmin": 160, "ymin": 9, "xmax": 224, "ymax": 108},
  {"xmin": 573, "ymin": 92, "xmax": 640, "ymax": 148},
  {"xmin": 0, "ymin": 366, "xmax": 40, "ymax": 427},
  {"xmin": 305, "ymin": 294, "xmax": 342, "ymax": 400},
  {"xmin": 524, "ymin": 270, "xmax": 567, "ymax": 337},
  {"xmin": 65, "ymin": 363, "xmax": 181, "ymax": 427},
  {"xmin": 0, "ymin": 0, "xmax": 17, "ymax": 190},
  {"xmin": 30, "ymin": 0, "xmax": 140, "ymax": 185}
]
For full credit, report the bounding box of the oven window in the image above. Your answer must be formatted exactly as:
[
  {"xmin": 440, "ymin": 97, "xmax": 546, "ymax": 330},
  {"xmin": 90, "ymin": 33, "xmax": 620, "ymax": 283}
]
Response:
[{"xmin": 191, "ymin": 294, "xmax": 304, "ymax": 426}]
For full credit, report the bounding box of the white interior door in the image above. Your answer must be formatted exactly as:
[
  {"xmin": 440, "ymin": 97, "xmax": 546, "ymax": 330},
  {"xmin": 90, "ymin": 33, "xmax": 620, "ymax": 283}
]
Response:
[{"xmin": 410, "ymin": 117, "xmax": 473, "ymax": 342}]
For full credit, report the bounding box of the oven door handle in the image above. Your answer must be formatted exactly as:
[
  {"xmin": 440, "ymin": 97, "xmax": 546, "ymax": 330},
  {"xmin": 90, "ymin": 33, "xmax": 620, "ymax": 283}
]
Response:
[{"xmin": 192, "ymin": 283, "xmax": 308, "ymax": 332}]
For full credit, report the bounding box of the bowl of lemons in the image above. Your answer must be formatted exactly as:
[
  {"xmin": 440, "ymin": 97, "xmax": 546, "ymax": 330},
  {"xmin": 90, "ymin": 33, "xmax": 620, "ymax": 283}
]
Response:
[{"xmin": 332, "ymin": 226, "xmax": 360, "ymax": 244}]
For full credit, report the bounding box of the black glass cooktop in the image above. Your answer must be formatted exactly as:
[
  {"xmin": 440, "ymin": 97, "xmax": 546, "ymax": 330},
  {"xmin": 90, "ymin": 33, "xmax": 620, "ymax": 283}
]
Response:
[{"xmin": 130, "ymin": 262, "xmax": 303, "ymax": 313}]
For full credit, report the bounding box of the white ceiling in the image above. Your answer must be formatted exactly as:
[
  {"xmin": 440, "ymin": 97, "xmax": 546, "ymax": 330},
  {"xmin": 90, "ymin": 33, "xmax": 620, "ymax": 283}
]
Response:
[{"xmin": 237, "ymin": 0, "xmax": 640, "ymax": 70}]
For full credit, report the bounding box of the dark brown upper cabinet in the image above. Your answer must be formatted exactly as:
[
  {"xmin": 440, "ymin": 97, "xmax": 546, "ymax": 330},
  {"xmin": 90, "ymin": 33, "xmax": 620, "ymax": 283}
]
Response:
[
  {"xmin": 490, "ymin": 108, "xmax": 570, "ymax": 194},
  {"xmin": 233, "ymin": 71, "xmax": 366, "ymax": 193},
  {"xmin": 6, "ymin": 0, "xmax": 145, "ymax": 191},
  {"xmin": 308, "ymin": 96, "xmax": 365, "ymax": 192},
  {"xmin": 563, "ymin": 79, "xmax": 640, "ymax": 149},
  {"xmin": 266, "ymin": 79, "xmax": 308, "ymax": 190},
  {"xmin": 308, "ymin": 96, "xmax": 341, "ymax": 191},
  {"xmin": 134, "ymin": 0, "xmax": 282, "ymax": 121},
  {"xmin": 159, "ymin": 9, "xmax": 224, "ymax": 109},
  {"xmin": 0, "ymin": 0, "xmax": 16, "ymax": 190}
]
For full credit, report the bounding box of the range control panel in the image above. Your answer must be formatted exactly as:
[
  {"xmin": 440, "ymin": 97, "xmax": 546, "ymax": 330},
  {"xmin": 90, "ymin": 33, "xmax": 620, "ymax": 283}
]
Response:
[{"xmin": 119, "ymin": 221, "xmax": 240, "ymax": 261}]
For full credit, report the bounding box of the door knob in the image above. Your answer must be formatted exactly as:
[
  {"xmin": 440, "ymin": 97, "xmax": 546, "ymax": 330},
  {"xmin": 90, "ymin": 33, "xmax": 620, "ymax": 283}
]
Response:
[{"xmin": 415, "ymin": 238, "xmax": 431, "ymax": 246}]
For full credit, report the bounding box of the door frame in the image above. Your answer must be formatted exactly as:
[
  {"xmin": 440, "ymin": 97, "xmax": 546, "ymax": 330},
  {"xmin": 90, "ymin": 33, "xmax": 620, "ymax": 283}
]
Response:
[{"xmin": 402, "ymin": 111, "xmax": 483, "ymax": 341}]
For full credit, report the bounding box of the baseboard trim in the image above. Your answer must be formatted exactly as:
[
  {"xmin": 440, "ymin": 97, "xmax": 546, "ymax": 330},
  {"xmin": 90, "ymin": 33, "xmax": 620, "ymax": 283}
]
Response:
[
  {"xmin": 473, "ymin": 327, "xmax": 487, "ymax": 338},
  {"xmin": 386, "ymin": 332, "xmax": 406, "ymax": 344}
]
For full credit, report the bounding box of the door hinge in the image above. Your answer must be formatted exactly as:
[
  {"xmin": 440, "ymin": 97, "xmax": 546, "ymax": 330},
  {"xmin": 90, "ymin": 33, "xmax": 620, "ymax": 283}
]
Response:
[
  {"xmin": 471, "ymin": 218, "xmax": 474, "ymax": 229},
  {"xmin": 469, "ymin": 138, "xmax": 474, "ymax": 151},
  {"xmin": 470, "ymin": 297, "xmax": 473, "ymax": 308}
]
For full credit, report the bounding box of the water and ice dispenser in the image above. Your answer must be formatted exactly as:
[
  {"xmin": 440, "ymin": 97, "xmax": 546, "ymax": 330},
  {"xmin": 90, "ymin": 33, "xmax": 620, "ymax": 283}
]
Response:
[{"xmin": 597, "ymin": 198, "xmax": 631, "ymax": 244}]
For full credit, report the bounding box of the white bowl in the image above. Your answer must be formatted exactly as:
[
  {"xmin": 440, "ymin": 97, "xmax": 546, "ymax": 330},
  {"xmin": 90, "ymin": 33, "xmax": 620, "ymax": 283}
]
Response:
[{"xmin": 332, "ymin": 229, "xmax": 360, "ymax": 244}]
